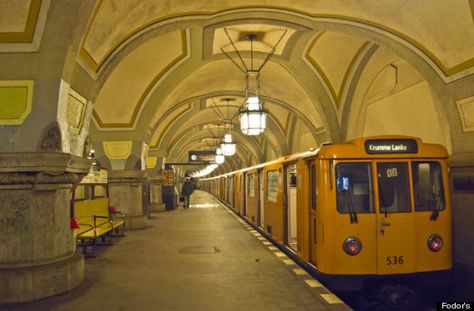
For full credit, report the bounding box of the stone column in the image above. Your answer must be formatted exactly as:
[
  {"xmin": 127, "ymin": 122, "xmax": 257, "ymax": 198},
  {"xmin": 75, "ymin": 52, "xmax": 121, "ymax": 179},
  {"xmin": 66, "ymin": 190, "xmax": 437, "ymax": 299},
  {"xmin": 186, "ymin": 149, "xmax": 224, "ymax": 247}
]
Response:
[
  {"xmin": 148, "ymin": 176, "xmax": 166, "ymax": 212},
  {"xmin": 0, "ymin": 153, "xmax": 90, "ymax": 304},
  {"xmin": 108, "ymin": 170, "xmax": 148, "ymax": 230}
]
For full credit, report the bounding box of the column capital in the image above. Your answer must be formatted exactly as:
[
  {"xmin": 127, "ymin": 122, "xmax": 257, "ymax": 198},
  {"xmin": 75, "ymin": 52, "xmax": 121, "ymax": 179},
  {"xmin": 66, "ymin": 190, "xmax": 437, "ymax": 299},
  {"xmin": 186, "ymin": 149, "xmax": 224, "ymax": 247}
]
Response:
[
  {"xmin": 0, "ymin": 152, "xmax": 90, "ymax": 187},
  {"xmin": 108, "ymin": 170, "xmax": 147, "ymax": 183}
]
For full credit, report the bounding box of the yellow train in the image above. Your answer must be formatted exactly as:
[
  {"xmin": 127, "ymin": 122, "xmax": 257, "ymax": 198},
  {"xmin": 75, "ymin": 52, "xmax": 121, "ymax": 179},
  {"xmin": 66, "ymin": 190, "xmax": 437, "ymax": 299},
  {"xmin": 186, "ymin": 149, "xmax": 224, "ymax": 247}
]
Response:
[{"xmin": 201, "ymin": 135, "xmax": 452, "ymax": 299}]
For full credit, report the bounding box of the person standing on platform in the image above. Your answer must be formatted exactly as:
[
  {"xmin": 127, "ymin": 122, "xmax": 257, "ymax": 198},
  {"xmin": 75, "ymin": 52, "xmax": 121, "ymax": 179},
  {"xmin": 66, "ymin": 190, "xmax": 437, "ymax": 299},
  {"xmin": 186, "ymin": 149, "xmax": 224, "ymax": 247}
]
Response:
[{"xmin": 181, "ymin": 174, "xmax": 195, "ymax": 209}]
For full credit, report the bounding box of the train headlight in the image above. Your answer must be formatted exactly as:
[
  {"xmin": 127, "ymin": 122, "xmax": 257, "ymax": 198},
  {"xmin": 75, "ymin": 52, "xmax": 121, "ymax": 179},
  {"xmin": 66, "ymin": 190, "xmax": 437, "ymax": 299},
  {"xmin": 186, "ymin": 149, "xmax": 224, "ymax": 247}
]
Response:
[
  {"xmin": 427, "ymin": 234, "xmax": 443, "ymax": 252},
  {"xmin": 343, "ymin": 237, "xmax": 362, "ymax": 256}
]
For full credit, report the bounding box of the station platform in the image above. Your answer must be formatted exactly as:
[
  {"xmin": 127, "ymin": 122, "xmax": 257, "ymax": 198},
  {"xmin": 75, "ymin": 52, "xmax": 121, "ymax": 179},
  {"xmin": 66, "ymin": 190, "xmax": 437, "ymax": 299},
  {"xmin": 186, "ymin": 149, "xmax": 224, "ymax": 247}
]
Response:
[{"xmin": 7, "ymin": 190, "xmax": 350, "ymax": 311}]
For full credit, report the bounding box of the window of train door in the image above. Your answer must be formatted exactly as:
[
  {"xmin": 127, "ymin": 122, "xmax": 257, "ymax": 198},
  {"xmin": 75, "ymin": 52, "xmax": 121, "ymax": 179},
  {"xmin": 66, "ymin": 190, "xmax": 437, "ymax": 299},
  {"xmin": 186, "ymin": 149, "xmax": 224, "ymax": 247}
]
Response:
[
  {"xmin": 375, "ymin": 161, "xmax": 415, "ymax": 274},
  {"xmin": 309, "ymin": 161, "xmax": 317, "ymax": 265},
  {"xmin": 233, "ymin": 175, "xmax": 237, "ymax": 210},
  {"xmin": 242, "ymin": 173, "xmax": 246, "ymax": 216},
  {"xmin": 258, "ymin": 170, "xmax": 265, "ymax": 229},
  {"xmin": 285, "ymin": 164, "xmax": 298, "ymax": 252}
]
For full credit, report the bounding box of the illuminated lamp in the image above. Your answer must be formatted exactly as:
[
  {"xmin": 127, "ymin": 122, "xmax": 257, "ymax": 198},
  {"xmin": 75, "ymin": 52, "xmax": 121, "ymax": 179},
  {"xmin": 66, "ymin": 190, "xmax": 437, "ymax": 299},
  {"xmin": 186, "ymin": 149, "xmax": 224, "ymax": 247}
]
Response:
[
  {"xmin": 215, "ymin": 148, "xmax": 225, "ymax": 164},
  {"xmin": 221, "ymin": 134, "xmax": 236, "ymax": 156}
]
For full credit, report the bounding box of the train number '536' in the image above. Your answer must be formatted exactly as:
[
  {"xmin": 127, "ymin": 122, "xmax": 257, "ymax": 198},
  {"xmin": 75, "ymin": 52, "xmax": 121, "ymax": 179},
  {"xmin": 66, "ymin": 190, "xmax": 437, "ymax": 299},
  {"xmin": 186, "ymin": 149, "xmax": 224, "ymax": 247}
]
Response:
[{"xmin": 386, "ymin": 256, "xmax": 404, "ymax": 265}]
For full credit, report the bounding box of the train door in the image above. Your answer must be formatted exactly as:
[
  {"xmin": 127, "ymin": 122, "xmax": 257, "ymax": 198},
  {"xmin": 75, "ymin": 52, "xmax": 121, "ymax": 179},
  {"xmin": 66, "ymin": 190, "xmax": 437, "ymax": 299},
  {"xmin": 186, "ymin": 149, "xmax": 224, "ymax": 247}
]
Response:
[
  {"xmin": 227, "ymin": 176, "xmax": 234, "ymax": 207},
  {"xmin": 224, "ymin": 177, "xmax": 227, "ymax": 202},
  {"xmin": 233, "ymin": 175, "xmax": 238, "ymax": 210},
  {"xmin": 241, "ymin": 173, "xmax": 246, "ymax": 216},
  {"xmin": 308, "ymin": 161, "xmax": 317, "ymax": 265},
  {"xmin": 284, "ymin": 164, "xmax": 298, "ymax": 251},
  {"xmin": 374, "ymin": 161, "xmax": 415, "ymax": 274},
  {"xmin": 258, "ymin": 170, "xmax": 265, "ymax": 229}
]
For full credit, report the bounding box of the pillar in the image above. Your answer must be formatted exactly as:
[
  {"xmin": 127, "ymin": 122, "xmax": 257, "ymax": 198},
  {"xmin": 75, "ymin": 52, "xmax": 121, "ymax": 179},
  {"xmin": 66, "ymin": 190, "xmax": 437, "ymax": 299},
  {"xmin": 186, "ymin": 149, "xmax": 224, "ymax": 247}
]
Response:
[
  {"xmin": 0, "ymin": 153, "xmax": 90, "ymax": 304},
  {"xmin": 148, "ymin": 176, "xmax": 166, "ymax": 212},
  {"xmin": 108, "ymin": 170, "xmax": 148, "ymax": 230}
]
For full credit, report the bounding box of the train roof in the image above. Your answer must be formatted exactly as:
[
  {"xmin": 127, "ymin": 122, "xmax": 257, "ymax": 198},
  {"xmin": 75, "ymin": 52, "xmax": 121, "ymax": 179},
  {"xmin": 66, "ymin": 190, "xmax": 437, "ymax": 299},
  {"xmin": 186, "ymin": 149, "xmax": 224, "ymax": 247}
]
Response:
[
  {"xmin": 201, "ymin": 135, "xmax": 448, "ymax": 180},
  {"xmin": 317, "ymin": 135, "xmax": 448, "ymax": 159}
]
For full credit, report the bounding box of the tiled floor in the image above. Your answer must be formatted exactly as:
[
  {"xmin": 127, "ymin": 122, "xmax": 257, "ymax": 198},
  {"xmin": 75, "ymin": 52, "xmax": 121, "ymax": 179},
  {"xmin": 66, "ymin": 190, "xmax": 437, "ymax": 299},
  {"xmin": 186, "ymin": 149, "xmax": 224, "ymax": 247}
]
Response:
[{"xmin": 6, "ymin": 190, "xmax": 350, "ymax": 311}]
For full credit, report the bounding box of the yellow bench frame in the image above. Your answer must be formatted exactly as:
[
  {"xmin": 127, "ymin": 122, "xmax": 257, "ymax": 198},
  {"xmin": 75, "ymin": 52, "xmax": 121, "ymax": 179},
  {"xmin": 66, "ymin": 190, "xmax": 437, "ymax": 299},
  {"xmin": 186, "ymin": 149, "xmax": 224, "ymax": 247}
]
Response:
[{"xmin": 74, "ymin": 197, "xmax": 125, "ymax": 253}]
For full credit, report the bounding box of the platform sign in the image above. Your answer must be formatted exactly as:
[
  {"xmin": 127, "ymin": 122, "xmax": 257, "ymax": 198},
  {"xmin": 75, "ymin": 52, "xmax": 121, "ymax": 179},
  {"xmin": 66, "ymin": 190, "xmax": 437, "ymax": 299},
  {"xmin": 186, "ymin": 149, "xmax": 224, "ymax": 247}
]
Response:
[
  {"xmin": 189, "ymin": 150, "xmax": 216, "ymax": 163},
  {"xmin": 365, "ymin": 139, "xmax": 418, "ymax": 154},
  {"xmin": 163, "ymin": 168, "xmax": 174, "ymax": 187}
]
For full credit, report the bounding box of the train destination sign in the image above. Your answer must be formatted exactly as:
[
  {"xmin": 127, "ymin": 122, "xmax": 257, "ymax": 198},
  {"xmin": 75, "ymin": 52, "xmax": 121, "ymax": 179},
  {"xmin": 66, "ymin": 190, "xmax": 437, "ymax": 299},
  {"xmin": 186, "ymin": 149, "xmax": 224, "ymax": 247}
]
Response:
[{"xmin": 365, "ymin": 139, "xmax": 418, "ymax": 154}]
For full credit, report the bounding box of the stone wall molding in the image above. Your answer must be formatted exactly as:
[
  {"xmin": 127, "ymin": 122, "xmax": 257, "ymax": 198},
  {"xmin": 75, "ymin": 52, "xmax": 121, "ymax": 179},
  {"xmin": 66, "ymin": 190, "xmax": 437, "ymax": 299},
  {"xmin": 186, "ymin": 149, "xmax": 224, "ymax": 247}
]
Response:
[
  {"xmin": 108, "ymin": 169, "xmax": 146, "ymax": 184},
  {"xmin": 0, "ymin": 152, "xmax": 91, "ymax": 173}
]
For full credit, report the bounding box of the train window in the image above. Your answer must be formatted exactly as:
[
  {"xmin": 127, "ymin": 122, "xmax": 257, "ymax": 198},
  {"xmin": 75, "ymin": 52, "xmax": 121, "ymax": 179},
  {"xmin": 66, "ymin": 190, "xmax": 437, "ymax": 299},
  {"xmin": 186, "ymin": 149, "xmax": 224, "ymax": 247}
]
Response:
[
  {"xmin": 336, "ymin": 163, "xmax": 374, "ymax": 214},
  {"xmin": 377, "ymin": 162, "xmax": 411, "ymax": 213},
  {"xmin": 412, "ymin": 162, "xmax": 445, "ymax": 212},
  {"xmin": 248, "ymin": 174, "xmax": 255, "ymax": 197},
  {"xmin": 267, "ymin": 170, "xmax": 279, "ymax": 203},
  {"xmin": 310, "ymin": 164, "xmax": 316, "ymax": 210}
]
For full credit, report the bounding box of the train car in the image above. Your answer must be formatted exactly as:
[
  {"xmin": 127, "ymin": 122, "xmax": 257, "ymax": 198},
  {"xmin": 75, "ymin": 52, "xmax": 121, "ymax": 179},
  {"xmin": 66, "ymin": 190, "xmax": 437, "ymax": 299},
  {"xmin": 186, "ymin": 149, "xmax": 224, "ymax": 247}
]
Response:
[{"xmin": 201, "ymin": 135, "xmax": 452, "ymax": 301}]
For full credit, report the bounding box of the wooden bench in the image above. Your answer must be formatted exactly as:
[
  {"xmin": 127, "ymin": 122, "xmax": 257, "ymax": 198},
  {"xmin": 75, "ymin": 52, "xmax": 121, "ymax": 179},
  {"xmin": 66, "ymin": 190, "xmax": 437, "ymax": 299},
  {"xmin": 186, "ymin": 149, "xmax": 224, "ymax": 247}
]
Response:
[{"xmin": 74, "ymin": 197, "xmax": 125, "ymax": 254}]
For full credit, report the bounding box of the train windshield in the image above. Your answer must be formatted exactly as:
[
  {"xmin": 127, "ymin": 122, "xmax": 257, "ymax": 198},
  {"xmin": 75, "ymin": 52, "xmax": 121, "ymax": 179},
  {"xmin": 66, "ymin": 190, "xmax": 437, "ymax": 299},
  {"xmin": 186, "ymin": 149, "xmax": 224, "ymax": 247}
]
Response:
[
  {"xmin": 412, "ymin": 162, "xmax": 445, "ymax": 212},
  {"xmin": 336, "ymin": 163, "xmax": 374, "ymax": 214},
  {"xmin": 377, "ymin": 162, "xmax": 411, "ymax": 213}
]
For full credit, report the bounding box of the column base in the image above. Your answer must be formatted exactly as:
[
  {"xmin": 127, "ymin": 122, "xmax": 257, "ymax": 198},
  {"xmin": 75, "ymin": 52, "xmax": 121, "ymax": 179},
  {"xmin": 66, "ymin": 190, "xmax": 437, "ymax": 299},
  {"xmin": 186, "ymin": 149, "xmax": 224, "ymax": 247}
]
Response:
[
  {"xmin": 125, "ymin": 214, "xmax": 149, "ymax": 230},
  {"xmin": 150, "ymin": 203, "xmax": 166, "ymax": 212},
  {"xmin": 0, "ymin": 253, "xmax": 84, "ymax": 304}
]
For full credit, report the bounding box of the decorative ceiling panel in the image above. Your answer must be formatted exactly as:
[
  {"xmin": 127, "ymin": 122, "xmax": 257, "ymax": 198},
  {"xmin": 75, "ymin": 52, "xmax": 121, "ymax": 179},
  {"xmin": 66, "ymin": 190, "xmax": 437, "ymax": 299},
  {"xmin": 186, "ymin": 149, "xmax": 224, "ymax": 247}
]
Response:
[
  {"xmin": 213, "ymin": 24, "xmax": 295, "ymax": 55},
  {"xmin": 152, "ymin": 58, "xmax": 322, "ymax": 129},
  {"xmin": 456, "ymin": 96, "xmax": 474, "ymax": 132},
  {"xmin": 306, "ymin": 31, "xmax": 367, "ymax": 107},
  {"xmin": 93, "ymin": 30, "xmax": 187, "ymax": 128},
  {"xmin": 82, "ymin": 0, "xmax": 473, "ymax": 77},
  {"xmin": 0, "ymin": 0, "xmax": 45, "ymax": 47},
  {"xmin": 150, "ymin": 102, "xmax": 192, "ymax": 148},
  {"xmin": 264, "ymin": 102, "xmax": 288, "ymax": 134},
  {"xmin": 205, "ymin": 96, "xmax": 243, "ymax": 109},
  {"xmin": 0, "ymin": 0, "xmax": 31, "ymax": 33}
]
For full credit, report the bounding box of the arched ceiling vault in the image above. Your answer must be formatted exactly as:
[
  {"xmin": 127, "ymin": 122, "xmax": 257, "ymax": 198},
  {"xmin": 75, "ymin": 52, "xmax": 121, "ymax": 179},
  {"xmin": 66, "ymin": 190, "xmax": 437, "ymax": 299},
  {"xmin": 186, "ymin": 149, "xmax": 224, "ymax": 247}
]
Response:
[
  {"xmin": 63, "ymin": 1, "xmax": 474, "ymax": 167},
  {"xmin": 167, "ymin": 127, "xmax": 263, "ymax": 164},
  {"xmin": 148, "ymin": 92, "xmax": 322, "ymax": 150}
]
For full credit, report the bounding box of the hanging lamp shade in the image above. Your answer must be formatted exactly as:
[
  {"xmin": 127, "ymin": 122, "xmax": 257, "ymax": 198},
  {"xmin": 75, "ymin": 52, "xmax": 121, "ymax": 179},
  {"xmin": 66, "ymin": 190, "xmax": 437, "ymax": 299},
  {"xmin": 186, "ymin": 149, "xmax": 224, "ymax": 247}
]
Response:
[
  {"xmin": 215, "ymin": 148, "xmax": 225, "ymax": 164},
  {"xmin": 221, "ymin": 29, "xmax": 287, "ymax": 137},
  {"xmin": 221, "ymin": 134, "xmax": 236, "ymax": 156},
  {"xmin": 239, "ymin": 96, "xmax": 267, "ymax": 136}
]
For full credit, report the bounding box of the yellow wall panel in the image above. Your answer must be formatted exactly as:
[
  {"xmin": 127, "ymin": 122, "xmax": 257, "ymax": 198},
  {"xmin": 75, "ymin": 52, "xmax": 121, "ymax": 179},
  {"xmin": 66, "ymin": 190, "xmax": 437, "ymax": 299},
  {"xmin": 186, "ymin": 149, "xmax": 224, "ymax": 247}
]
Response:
[
  {"xmin": 103, "ymin": 141, "xmax": 132, "ymax": 160},
  {"xmin": 0, "ymin": 80, "xmax": 33, "ymax": 125}
]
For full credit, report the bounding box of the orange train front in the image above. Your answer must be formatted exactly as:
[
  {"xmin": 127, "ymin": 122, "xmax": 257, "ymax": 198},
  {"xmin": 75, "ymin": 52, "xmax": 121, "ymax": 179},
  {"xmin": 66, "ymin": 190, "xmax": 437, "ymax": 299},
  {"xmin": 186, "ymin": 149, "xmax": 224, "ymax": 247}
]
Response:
[{"xmin": 201, "ymin": 135, "xmax": 452, "ymax": 295}]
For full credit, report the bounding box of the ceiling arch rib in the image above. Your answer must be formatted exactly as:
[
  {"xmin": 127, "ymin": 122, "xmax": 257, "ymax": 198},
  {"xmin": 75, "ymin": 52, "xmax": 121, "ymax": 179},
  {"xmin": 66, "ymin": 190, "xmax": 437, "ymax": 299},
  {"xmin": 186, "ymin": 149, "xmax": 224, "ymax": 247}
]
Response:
[
  {"xmin": 172, "ymin": 141, "xmax": 245, "ymax": 171},
  {"xmin": 164, "ymin": 122, "xmax": 265, "ymax": 163},
  {"xmin": 144, "ymin": 58, "xmax": 326, "ymax": 140},
  {"xmin": 169, "ymin": 135, "xmax": 253, "ymax": 171},
  {"xmin": 150, "ymin": 101, "xmax": 289, "ymax": 160},
  {"xmin": 171, "ymin": 130, "xmax": 257, "ymax": 164},
  {"xmin": 81, "ymin": 2, "xmax": 474, "ymax": 83},
  {"xmin": 149, "ymin": 92, "xmax": 323, "ymax": 150},
  {"xmin": 304, "ymin": 30, "xmax": 370, "ymax": 110},
  {"xmin": 92, "ymin": 29, "xmax": 188, "ymax": 129},
  {"xmin": 77, "ymin": 2, "xmax": 474, "ymax": 171}
]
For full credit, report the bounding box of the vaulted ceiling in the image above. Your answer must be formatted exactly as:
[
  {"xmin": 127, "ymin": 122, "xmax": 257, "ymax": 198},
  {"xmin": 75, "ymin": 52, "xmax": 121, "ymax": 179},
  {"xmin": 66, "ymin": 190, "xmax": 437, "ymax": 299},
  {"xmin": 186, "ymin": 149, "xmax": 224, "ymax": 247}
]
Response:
[{"xmin": 1, "ymin": 0, "xmax": 473, "ymax": 173}]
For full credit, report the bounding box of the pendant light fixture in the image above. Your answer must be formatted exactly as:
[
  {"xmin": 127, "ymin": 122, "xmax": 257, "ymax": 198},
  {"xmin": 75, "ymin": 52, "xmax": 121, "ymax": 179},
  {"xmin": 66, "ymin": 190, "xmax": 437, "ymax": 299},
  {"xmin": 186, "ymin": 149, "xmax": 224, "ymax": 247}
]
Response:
[
  {"xmin": 215, "ymin": 147, "xmax": 225, "ymax": 164},
  {"xmin": 220, "ymin": 98, "xmax": 237, "ymax": 156},
  {"xmin": 221, "ymin": 29, "xmax": 287, "ymax": 136},
  {"xmin": 240, "ymin": 63, "xmax": 267, "ymax": 136}
]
